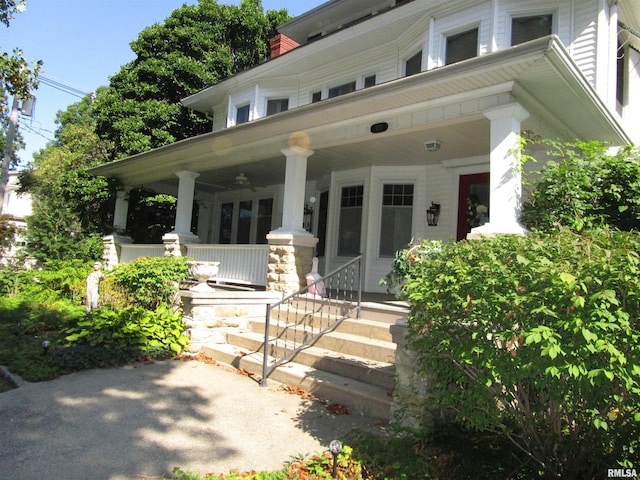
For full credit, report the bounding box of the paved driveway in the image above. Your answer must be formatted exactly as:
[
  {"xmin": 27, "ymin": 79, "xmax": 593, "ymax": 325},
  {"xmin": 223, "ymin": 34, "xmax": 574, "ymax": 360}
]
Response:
[{"xmin": 0, "ymin": 358, "xmax": 384, "ymax": 480}]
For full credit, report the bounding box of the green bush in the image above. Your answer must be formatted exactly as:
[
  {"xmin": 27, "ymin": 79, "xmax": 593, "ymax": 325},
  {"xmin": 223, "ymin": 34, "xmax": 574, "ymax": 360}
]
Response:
[
  {"xmin": 65, "ymin": 304, "xmax": 189, "ymax": 357},
  {"xmin": 521, "ymin": 140, "xmax": 640, "ymax": 232},
  {"xmin": 110, "ymin": 256, "xmax": 189, "ymax": 310},
  {"xmin": 398, "ymin": 229, "xmax": 640, "ymax": 478}
]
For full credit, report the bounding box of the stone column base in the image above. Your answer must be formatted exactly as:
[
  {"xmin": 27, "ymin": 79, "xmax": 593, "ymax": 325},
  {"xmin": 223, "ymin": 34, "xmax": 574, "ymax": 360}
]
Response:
[
  {"xmin": 102, "ymin": 234, "xmax": 133, "ymax": 271},
  {"xmin": 266, "ymin": 231, "xmax": 318, "ymax": 295},
  {"xmin": 162, "ymin": 232, "xmax": 201, "ymax": 257}
]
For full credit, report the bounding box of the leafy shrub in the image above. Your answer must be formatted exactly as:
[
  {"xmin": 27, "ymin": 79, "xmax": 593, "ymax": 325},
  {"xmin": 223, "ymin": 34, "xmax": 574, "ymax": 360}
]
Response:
[
  {"xmin": 0, "ymin": 259, "xmax": 91, "ymax": 303},
  {"xmin": 398, "ymin": 229, "xmax": 640, "ymax": 478},
  {"xmin": 110, "ymin": 256, "xmax": 189, "ymax": 310},
  {"xmin": 521, "ymin": 140, "xmax": 640, "ymax": 232},
  {"xmin": 65, "ymin": 304, "xmax": 189, "ymax": 357}
]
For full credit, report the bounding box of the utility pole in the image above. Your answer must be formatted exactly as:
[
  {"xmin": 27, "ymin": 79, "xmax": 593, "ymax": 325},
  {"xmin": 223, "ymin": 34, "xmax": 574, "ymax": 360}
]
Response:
[{"xmin": 0, "ymin": 95, "xmax": 20, "ymax": 215}]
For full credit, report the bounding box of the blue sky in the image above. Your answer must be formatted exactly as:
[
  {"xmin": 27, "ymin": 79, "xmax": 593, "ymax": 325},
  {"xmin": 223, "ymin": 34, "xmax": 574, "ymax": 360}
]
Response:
[{"xmin": 3, "ymin": 0, "xmax": 325, "ymax": 166}]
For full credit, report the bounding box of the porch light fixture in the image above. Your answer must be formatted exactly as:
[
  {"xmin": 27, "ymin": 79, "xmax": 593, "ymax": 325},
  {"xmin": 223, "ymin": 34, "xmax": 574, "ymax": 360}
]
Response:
[
  {"xmin": 426, "ymin": 202, "xmax": 441, "ymax": 226},
  {"xmin": 424, "ymin": 140, "xmax": 442, "ymax": 152}
]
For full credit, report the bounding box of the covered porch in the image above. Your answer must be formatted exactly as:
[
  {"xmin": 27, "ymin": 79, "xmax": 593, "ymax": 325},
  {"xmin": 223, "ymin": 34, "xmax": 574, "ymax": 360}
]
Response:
[{"xmin": 90, "ymin": 37, "xmax": 630, "ymax": 295}]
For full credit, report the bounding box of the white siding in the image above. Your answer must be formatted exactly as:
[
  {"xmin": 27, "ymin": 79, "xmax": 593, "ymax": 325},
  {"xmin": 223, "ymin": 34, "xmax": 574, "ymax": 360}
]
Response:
[{"xmin": 571, "ymin": 0, "xmax": 600, "ymax": 86}]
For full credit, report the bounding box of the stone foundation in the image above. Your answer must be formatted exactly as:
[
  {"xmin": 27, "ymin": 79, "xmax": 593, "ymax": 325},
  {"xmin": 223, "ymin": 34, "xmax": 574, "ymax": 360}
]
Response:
[
  {"xmin": 102, "ymin": 234, "xmax": 132, "ymax": 271},
  {"xmin": 179, "ymin": 289, "xmax": 282, "ymax": 352},
  {"xmin": 390, "ymin": 318, "xmax": 435, "ymax": 430}
]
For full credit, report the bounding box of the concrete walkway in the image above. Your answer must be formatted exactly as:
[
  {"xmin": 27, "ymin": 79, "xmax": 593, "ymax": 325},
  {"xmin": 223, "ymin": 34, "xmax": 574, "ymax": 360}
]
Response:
[{"xmin": 0, "ymin": 358, "xmax": 386, "ymax": 480}]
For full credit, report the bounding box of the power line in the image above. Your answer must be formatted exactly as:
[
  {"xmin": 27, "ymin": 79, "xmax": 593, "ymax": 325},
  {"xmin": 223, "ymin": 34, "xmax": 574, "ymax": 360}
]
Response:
[{"xmin": 38, "ymin": 75, "xmax": 91, "ymax": 99}]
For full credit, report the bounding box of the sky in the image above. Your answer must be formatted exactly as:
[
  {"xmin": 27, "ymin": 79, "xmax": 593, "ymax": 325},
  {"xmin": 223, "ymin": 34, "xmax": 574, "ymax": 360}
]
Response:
[{"xmin": 3, "ymin": 0, "xmax": 325, "ymax": 167}]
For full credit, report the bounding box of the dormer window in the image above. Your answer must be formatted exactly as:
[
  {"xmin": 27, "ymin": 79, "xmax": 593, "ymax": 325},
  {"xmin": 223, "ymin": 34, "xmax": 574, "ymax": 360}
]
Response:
[
  {"xmin": 266, "ymin": 98, "xmax": 289, "ymax": 116},
  {"xmin": 405, "ymin": 50, "xmax": 422, "ymax": 76},
  {"xmin": 511, "ymin": 14, "xmax": 552, "ymax": 46},
  {"xmin": 445, "ymin": 28, "xmax": 478, "ymax": 65},
  {"xmin": 236, "ymin": 104, "xmax": 250, "ymax": 125}
]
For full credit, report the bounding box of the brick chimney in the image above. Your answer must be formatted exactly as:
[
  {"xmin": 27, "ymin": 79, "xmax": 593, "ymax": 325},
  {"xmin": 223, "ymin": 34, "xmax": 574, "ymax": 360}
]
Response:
[{"xmin": 270, "ymin": 34, "xmax": 300, "ymax": 58}]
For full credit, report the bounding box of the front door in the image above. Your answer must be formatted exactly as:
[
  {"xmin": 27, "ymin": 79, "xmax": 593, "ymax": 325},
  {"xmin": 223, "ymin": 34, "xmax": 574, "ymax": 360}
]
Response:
[{"xmin": 457, "ymin": 173, "xmax": 490, "ymax": 241}]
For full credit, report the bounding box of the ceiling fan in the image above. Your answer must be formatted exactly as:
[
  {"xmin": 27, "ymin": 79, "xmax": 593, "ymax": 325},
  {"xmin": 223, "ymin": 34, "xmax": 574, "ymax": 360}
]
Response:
[{"xmin": 234, "ymin": 172, "xmax": 260, "ymax": 191}]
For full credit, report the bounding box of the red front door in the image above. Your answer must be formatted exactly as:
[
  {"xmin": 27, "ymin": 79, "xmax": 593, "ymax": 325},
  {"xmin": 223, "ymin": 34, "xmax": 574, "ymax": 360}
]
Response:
[{"xmin": 457, "ymin": 173, "xmax": 490, "ymax": 241}]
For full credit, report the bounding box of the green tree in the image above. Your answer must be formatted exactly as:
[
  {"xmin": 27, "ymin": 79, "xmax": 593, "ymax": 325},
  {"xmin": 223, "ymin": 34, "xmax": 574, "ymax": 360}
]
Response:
[
  {"xmin": 19, "ymin": 92, "xmax": 115, "ymax": 263},
  {"xmin": 95, "ymin": 0, "xmax": 289, "ymax": 159},
  {"xmin": 521, "ymin": 140, "xmax": 640, "ymax": 232},
  {"xmin": 1, "ymin": 0, "xmax": 42, "ymax": 213}
]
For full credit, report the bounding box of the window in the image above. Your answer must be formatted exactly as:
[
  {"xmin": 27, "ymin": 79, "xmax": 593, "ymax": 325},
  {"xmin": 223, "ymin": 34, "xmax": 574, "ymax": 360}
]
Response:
[
  {"xmin": 237, "ymin": 200, "xmax": 252, "ymax": 244},
  {"xmin": 256, "ymin": 198, "xmax": 273, "ymax": 244},
  {"xmin": 379, "ymin": 184, "xmax": 413, "ymax": 257},
  {"xmin": 405, "ymin": 50, "xmax": 422, "ymax": 76},
  {"xmin": 338, "ymin": 185, "xmax": 363, "ymax": 256},
  {"xmin": 445, "ymin": 28, "xmax": 478, "ymax": 65},
  {"xmin": 236, "ymin": 104, "xmax": 250, "ymax": 124},
  {"xmin": 219, "ymin": 202, "xmax": 233, "ymax": 243},
  {"xmin": 266, "ymin": 98, "xmax": 289, "ymax": 116},
  {"xmin": 218, "ymin": 197, "xmax": 273, "ymax": 244},
  {"xmin": 328, "ymin": 81, "xmax": 356, "ymax": 99},
  {"xmin": 364, "ymin": 75, "xmax": 376, "ymax": 88},
  {"xmin": 312, "ymin": 91, "xmax": 322, "ymax": 103},
  {"xmin": 511, "ymin": 14, "xmax": 552, "ymax": 46}
]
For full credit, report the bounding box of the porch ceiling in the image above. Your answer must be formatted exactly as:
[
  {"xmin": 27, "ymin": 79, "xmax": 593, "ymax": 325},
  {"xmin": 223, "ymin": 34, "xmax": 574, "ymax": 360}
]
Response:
[{"xmin": 90, "ymin": 36, "xmax": 631, "ymax": 193}]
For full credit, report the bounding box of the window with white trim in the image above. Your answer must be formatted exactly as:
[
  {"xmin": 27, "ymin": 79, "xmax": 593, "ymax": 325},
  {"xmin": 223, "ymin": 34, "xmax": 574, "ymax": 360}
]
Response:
[
  {"xmin": 511, "ymin": 14, "xmax": 552, "ymax": 46},
  {"xmin": 405, "ymin": 50, "xmax": 422, "ymax": 76},
  {"xmin": 236, "ymin": 104, "xmax": 250, "ymax": 124},
  {"xmin": 445, "ymin": 28, "xmax": 478, "ymax": 65},
  {"xmin": 379, "ymin": 184, "xmax": 413, "ymax": 257},
  {"xmin": 328, "ymin": 81, "xmax": 356, "ymax": 99},
  {"xmin": 266, "ymin": 98, "xmax": 289, "ymax": 116},
  {"xmin": 338, "ymin": 185, "xmax": 363, "ymax": 256}
]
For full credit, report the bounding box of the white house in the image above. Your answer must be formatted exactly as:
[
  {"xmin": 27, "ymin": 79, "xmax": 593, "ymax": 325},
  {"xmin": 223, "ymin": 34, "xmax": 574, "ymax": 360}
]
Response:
[
  {"xmin": 91, "ymin": 0, "xmax": 639, "ymax": 294},
  {"xmin": 1, "ymin": 171, "xmax": 32, "ymax": 266}
]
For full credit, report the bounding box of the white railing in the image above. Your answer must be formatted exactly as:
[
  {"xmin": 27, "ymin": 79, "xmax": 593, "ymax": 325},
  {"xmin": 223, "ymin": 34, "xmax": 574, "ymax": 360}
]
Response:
[
  {"xmin": 117, "ymin": 243, "xmax": 270, "ymax": 287},
  {"xmin": 185, "ymin": 244, "xmax": 270, "ymax": 286},
  {"xmin": 119, "ymin": 244, "xmax": 165, "ymax": 263}
]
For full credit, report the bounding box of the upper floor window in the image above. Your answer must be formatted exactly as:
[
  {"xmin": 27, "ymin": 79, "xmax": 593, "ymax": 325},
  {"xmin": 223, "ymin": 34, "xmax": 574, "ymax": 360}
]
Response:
[
  {"xmin": 445, "ymin": 28, "xmax": 478, "ymax": 65},
  {"xmin": 236, "ymin": 104, "xmax": 250, "ymax": 125},
  {"xmin": 312, "ymin": 91, "xmax": 322, "ymax": 103},
  {"xmin": 405, "ymin": 50, "xmax": 422, "ymax": 76},
  {"xmin": 511, "ymin": 14, "xmax": 552, "ymax": 46},
  {"xmin": 266, "ymin": 98, "xmax": 289, "ymax": 116},
  {"xmin": 328, "ymin": 81, "xmax": 356, "ymax": 99},
  {"xmin": 364, "ymin": 74, "xmax": 376, "ymax": 88}
]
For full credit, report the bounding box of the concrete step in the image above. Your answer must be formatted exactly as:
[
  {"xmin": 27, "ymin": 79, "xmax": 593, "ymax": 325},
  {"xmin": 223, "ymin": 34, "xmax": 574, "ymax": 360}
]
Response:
[
  {"xmin": 265, "ymin": 311, "xmax": 396, "ymax": 343},
  {"xmin": 225, "ymin": 329, "xmax": 395, "ymax": 390},
  {"xmin": 201, "ymin": 343, "xmax": 393, "ymax": 420},
  {"xmin": 229, "ymin": 327, "xmax": 396, "ymax": 364}
]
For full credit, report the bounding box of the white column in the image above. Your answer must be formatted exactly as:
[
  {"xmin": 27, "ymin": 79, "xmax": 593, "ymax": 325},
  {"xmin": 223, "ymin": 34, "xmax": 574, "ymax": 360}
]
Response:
[
  {"xmin": 474, "ymin": 103, "xmax": 529, "ymax": 236},
  {"xmin": 112, "ymin": 187, "xmax": 130, "ymax": 232},
  {"xmin": 174, "ymin": 170, "xmax": 200, "ymax": 234},
  {"xmin": 274, "ymin": 147, "xmax": 314, "ymax": 235}
]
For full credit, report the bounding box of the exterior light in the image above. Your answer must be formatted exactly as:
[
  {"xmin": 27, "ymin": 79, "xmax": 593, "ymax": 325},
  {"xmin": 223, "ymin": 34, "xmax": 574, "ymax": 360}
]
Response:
[
  {"xmin": 426, "ymin": 202, "xmax": 441, "ymax": 226},
  {"xmin": 370, "ymin": 122, "xmax": 389, "ymax": 134},
  {"xmin": 424, "ymin": 140, "xmax": 442, "ymax": 152},
  {"xmin": 329, "ymin": 439, "xmax": 343, "ymax": 478},
  {"xmin": 42, "ymin": 340, "xmax": 50, "ymax": 355}
]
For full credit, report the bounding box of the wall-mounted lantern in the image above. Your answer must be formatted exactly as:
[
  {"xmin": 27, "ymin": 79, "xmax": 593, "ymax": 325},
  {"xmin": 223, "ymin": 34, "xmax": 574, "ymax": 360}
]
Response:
[
  {"xmin": 303, "ymin": 197, "xmax": 315, "ymax": 232},
  {"xmin": 426, "ymin": 202, "xmax": 441, "ymax": 226}
]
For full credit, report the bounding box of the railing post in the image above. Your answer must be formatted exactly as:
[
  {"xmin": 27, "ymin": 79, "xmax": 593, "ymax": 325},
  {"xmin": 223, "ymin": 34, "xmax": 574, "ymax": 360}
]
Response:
[{"xmin": 261, "ymin": 302, "xmax": 271, "ymax": 387}]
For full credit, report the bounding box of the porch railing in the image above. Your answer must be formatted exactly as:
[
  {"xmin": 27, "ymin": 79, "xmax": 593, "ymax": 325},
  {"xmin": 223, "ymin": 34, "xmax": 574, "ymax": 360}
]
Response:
[
  {"xmin": 185, "ymin": 244, "xmax": 269, "ymax": 286},
  {"xmin": 117, "ymin": 243, "xmax": 270, "ymax": 287},
  {"xmin": 119, "ymin": 244, "xmax": 165, "ymax": 263},
  {"xmin": 260, "ymin": 254, "xmax": 363, "ymax": 385}
]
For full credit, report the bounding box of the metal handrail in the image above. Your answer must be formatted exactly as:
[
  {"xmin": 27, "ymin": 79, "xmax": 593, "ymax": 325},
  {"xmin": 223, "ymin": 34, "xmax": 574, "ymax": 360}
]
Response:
[{"xmin": 260, "ymin": 254, "xmax": 364, "ymax": 385}]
